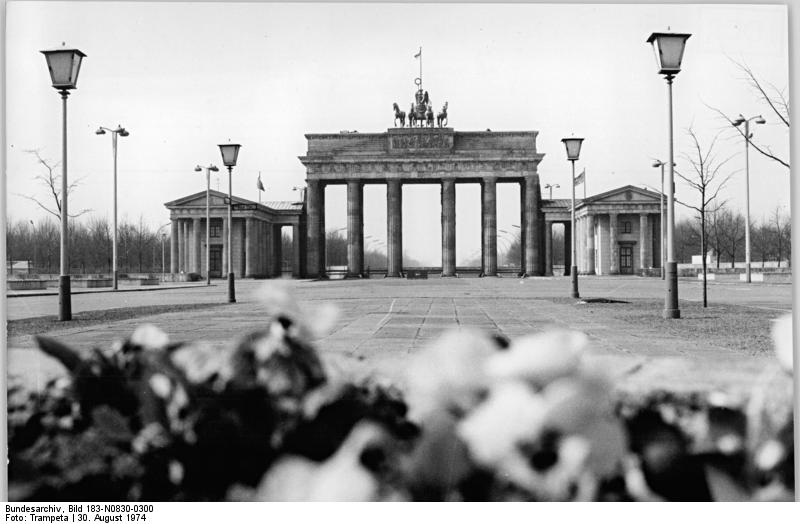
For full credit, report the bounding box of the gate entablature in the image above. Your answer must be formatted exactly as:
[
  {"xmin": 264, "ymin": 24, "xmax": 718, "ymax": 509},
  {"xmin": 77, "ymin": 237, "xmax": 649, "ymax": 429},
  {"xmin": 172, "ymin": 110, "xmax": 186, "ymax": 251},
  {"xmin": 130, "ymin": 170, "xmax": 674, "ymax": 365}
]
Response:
[{"xmin": 299, "ymin": 129, "xmax": 545, "ymax": 183}]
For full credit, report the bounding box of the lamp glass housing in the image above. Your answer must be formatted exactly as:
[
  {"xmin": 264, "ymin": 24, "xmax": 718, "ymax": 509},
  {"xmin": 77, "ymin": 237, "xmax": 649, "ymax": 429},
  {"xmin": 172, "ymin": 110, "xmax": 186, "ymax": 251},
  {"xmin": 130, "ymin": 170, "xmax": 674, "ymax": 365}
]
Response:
[
  {"xmin": 41, "ymin": 48, "xmax": 86, "ymax": 90},
  {"xmin": 218, "ymin": 144, "xmax": 242, "ymax": 167},
  {"xmin": 646, "ymin": 32, "xmax": 691, "ymax": 75},
  {"xmin": 561, "ymin": 137, "xmax": 584, "ymax": 161}
]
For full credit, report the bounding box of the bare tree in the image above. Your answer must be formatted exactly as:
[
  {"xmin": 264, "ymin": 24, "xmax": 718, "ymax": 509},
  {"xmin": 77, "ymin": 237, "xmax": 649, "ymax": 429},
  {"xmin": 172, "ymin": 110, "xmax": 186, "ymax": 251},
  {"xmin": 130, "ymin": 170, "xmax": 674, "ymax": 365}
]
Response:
[
  {"xmin": 751, "ymin": 216, "xmax": 772, "ymax": 268},
  {"xmin": 706, "ymin": 59, "xmax": 789, "ymax": 169},
  {"xmin": 772, "ymin": 206, "xmax": 791, "ymax": 268},
  {"xmin": 17, "ymin": 149, "xmax": 91, "ymax": 220},
  {"xmin": 707, "ymin": 206, "xmax": 724, "ymax": 268},
  {"xmin": 675, "ymin": 218, "xmax": 700, "ymax": 263},
  {"xmin": 715, "ymin": 208, "xmax": 746, "ymax": 268},
  {"xmin": 325, "ymin": 230, "xmax": 347, "ymax": 267},
  {"xmin": 676, "ymin": 128, "xmax": 735, "ymax": 307}
]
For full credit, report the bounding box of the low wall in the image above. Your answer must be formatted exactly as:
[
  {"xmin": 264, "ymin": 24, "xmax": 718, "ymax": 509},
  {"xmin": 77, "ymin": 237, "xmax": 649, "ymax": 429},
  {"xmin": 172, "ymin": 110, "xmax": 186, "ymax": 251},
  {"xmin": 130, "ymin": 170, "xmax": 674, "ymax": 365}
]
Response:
[
  {"xmin": 7, "ymin": 280, "xmax": 48, "ymax": 291},
  {"xmin": 72, "ymin": 279, "xmax": 113, "ymax": 288},
  {"xmin": 741, "ymin": 272, "xmax": 793, "ymax": 283},
  {"xmin": 119, "ymin": 278, "xmax": 160, "ymax": 286}
]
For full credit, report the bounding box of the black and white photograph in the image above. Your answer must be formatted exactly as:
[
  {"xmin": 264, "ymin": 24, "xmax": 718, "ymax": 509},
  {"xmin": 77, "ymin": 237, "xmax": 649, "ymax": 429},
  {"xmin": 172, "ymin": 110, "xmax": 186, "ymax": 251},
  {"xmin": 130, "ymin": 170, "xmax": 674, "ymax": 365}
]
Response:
[{"xmin": 2, "ymin": 0, "xmax": 796, "ymax": 508}]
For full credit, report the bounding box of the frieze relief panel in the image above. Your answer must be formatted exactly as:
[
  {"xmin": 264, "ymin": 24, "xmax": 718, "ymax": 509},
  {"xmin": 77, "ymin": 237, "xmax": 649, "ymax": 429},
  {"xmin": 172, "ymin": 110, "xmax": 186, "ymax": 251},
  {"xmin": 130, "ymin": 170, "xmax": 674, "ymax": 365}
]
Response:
[
  {"xmin": 388, "ymin": 132, "xmax": 454, "ymax": 152},
  {"xmin": 305, "ymin": 159, "xmax": 538, "ymax": 179}
]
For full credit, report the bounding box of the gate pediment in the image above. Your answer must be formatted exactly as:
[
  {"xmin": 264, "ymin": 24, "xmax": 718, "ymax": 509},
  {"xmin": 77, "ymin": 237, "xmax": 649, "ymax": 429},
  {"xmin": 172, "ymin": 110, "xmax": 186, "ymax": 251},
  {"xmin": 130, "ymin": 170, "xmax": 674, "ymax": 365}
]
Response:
[{"xmin": 584, "ymin": 185, "xmax": 662, "ymax": 205}]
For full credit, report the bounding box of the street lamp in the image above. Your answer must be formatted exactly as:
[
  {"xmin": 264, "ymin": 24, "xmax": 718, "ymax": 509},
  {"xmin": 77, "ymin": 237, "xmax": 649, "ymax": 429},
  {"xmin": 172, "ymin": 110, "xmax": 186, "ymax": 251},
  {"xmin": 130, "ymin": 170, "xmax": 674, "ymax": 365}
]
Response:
[
  {"xmin": 195, "ymin": 164, "xmax": 219, "ymax": 286},
  {"xmin": 41, "ymin": 44, "xmax": 86, "ymax": 321},
  {"xmin": 561, "ymin": 136, "xmax": 584, "ymax": 299},
  {"xmin": 732, "ymin": 114, "xmax": 766, "ymax": 283},
  {"xmin": 647, "ymin": 31, "xmax": 690, "ymax": 319},
  {"xmin": 651, "ymin": 160, "xmax": 675, "ymax": 280},
  {"xmin": 544, "ymin": 183, "xmax": 560, "ymax": 200},
  {"xmin": 218, "ymin": 143, "xmax": 241, "ymax": 303},
  {"xmin": 96, "ymin": 125, "xmax": 129, "ymax": 290}
]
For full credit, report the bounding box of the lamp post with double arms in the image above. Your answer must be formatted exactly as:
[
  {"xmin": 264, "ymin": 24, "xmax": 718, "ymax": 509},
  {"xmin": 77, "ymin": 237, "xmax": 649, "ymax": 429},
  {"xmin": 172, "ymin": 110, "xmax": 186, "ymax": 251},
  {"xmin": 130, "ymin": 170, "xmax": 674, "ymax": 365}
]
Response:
[
  {"xmin": 544, "ymin": 183, "xmax": 560, "ymax": 200},
  {"xmin": 732, "ymin": 114, "xmax": 766, "ymax": 284},
  {"xmin": 647, "ymin": 31, "xmax": 690, "ymax": 319},
  {"xmin": 96, "ymin": 125, "xmax": 129, "ymax": 290},
  {"xmin": 41, "ymin": 45, "xmax": 86, "ymax": 321},
  {"xmin": 561, "ymin": 137, "xmax": 584, "ymax": 299},
  {"xmin": 218, "ymin": 143, "xmax": 241, "ymax": 303},
  {"xmin": 195, "ymin": 164, "xmax": 219, "ymax": 286}
]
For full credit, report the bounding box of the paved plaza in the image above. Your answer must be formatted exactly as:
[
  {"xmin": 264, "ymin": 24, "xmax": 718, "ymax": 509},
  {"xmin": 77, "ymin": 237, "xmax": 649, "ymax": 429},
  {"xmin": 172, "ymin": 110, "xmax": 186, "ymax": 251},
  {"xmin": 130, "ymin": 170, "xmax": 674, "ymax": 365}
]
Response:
[{"xmin": 6, "ymin": 276, "xmax": 792, "ymax": 399}]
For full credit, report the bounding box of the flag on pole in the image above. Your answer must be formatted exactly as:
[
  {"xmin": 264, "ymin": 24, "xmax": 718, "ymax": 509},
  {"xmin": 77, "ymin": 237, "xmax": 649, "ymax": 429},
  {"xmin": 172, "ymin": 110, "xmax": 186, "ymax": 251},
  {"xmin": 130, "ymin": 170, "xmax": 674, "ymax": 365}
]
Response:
[
  {"xmin": 414, "ymin": 47, "xmax": 421, "ymax": 58},
  {"xmin": 574, "ymin": 169, "xmax": 585, "ymax": 186},
  {"xmin": 257, "ymin": 173, "xmax": 265, "ymax": 191}
]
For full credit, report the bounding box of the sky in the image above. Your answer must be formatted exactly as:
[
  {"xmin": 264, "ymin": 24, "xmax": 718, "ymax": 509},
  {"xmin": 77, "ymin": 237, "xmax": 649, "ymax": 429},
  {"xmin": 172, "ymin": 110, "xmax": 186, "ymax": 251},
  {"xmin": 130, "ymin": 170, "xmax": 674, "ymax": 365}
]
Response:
[{"xmin": 4, "ymin": 1, "xmax": 790, "ymax": 265}]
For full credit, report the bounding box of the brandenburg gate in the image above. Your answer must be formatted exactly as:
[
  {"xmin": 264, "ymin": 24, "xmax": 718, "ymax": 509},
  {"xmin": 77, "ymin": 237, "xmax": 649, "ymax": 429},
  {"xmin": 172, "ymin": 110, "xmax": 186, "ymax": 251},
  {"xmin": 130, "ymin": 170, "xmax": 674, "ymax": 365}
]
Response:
[{"xmin": 299, "ymin": 127, "xmax": 546, "ymax": 278}]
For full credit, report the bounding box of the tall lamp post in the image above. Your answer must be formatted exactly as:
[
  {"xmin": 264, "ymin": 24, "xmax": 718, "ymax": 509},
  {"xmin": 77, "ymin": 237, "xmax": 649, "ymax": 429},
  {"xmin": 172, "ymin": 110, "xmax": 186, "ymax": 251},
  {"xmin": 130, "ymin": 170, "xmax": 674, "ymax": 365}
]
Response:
[
  {"xmin": 218, "ymin": 143, "xmax": 241, "ymax": 303},
  {"xmin": 561, "ymin": 137, "xmax": 584, "ymax": 299},
  {"xmin": 544, "ymin": 183, "xmax": 560, "ymax": 200},
  {"xmin": 732, "ymin": 114, "xmax": 766, "ymax": 284},
  {"xmin": 647, "ymin": 31, "xmax": 690, "ymax": 319},
  {"xmin": 41, "ymin": 45, "xmax": 86, "ymax": 321},
  {"xmin": 651, "ymin": 160, "xmax": 674, "ymax": 280},
  {"xmin": 95, "ymin": 125, "xmax": 129, "ymax": 290},
  {"xmin": 195, "ymin": 164, "xmax": 219, "ymax": 286}
]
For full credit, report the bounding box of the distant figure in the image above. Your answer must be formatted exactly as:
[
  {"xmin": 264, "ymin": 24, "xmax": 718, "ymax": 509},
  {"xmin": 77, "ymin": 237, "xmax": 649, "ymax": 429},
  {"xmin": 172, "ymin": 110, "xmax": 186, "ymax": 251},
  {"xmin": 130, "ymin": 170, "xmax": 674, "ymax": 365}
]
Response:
[{"xmin": 423, "ymin": 91, "xmax": 429, "ymax": 106}]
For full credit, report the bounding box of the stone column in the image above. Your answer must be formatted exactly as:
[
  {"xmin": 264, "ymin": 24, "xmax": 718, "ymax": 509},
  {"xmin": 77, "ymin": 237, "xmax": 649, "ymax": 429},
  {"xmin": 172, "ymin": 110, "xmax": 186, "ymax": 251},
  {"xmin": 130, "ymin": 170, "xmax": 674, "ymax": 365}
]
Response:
[
  {"xmin": 272, "ymin": 224, "xmax": 283, "ymax": 276},
  {"xmin": 576, "ymin": 216, "xmax": 583, "ymax": 274},
  {"xmin": 564, "ymin": 221, "xmax": 572, "ymax": 275},
  {"xmin": 261, "ymin": 222, "xmax": 275, "ymax": 277},
  {"xmin": 523, "ymin": 175, "xmax": 541, "ymax": 275},
  {"xmin": 481, "ymin": 176, "xmax": 498, "ymax": 276},
  {"xmin": 176, "ymin": 220, "xmax": 185, "ymax": 272},
  {"xmin": 544, "ymin": 221, "xmax": 553, "ymax": 276},
  {"xmin": 245, "ymin": 218, "xmax": 256, "ymax": 277},
  {"xmin": 305, "ymin": 179, "xmax": 326, "ymax": 278},
  {"xmin": 292, "ymin": 223, "xmax": 302, "ymax": 278},
  {"xmin": 192, "ymin": 218, "xmax": 202, "ymax": 274},
  {"xmin": 441, "ymin": 178, "xmax": 456, "ymax": 276},
  {"xmin": 640, "ymin": 213, "xmax": 650, "ymax": 275},
  {"xmin": 183, "ymin": 219, "xmax": 194, "ymax": 273},
  {"xmin": 221, "ymin": 217, "xmax": 228, "ymax": 275},
  {"xmin": 297, "ymin": 217, "xmax": 307, "ymax": 278},
  {"xmin": 519, "ymin": 182, "xmax": 526, "ymax": 273},
  {"xmin": 587, "ymin": 214, "xmax": 596, "ymax": 275},
  {"xmin": 609, "ymin": 213, "xmax": 619, "ymax": 274},
  {"xmin": 170, "ymin": 219, "xmax": 178, "ymax": 273},
  {"xmin": 237, "ymin": 219, "xmax": 246, "ymax": 278},
  {"xmin": 386, "ymin": 179, "xmax": 403, "ymax": 277},
  {"xmin": 346, "ymin": 180, "xmax": 364, "ymax": 277}
]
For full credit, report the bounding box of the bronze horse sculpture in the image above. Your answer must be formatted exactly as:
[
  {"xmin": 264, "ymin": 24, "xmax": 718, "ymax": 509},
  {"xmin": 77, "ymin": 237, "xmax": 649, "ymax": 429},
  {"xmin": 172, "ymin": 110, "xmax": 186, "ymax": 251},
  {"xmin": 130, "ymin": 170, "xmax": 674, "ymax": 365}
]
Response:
[
  {"xmin": 393, "ymin": 103, "xmax": 406, "ymax": 127},
  {"xmin": 437, "ymin": 102, "xmax": 448, "ymax": 127},
  {"xmin": 426, "ymin": 105, "xmax": 434, "ymax": 127}
]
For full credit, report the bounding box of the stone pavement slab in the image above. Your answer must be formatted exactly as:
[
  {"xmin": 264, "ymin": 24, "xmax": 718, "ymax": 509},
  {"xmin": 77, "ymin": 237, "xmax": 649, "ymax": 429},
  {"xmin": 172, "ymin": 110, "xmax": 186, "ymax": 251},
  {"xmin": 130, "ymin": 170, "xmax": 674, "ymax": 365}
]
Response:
[{"xmin": 6, "ymin": 276, "xmax": 788, "ymax": 402}]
